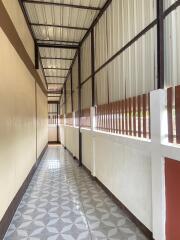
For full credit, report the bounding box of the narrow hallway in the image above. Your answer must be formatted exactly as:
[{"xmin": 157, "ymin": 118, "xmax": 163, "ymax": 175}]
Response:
[{"xmin": 4, "ymin": 146, "xmax": 147, "ymax": 240}]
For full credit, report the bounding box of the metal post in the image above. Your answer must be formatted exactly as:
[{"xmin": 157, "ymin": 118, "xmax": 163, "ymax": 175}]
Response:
[
  {"xmin": 70, "ymin": 69, "xmax": 74, "ymax": 112},
  {"xmin": 78, "ymin": 48, "xmax": 82, "ymax": 166},
  {"xmin": 157, "ymin": 0, "xmax": 164, "ymax": 89},
  {"xmin": 35, "ymin": 43, "xmax": 39, "ymax": 69},
  {"xmin": 57, "ymin": 103, "xmax": 60, "ymax": 143},
  {"xmin": 64, "ymin": 83, "xmax": 66, "ymax": 115},
  {"xmin": 91, "ymin": 28, "xmax": 95, "ymax": 106}
]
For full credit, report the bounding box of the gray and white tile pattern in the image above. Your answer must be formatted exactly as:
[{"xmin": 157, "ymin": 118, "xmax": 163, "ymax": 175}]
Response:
[{"xmin": 4, "ymin": 146, "xmax": 148, "ymax": 240}]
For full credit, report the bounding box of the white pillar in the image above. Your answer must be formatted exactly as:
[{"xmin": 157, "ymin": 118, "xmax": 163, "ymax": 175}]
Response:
[{"xmin": 150, "ymin": 89, "xmax": 167, "ymax": 240}]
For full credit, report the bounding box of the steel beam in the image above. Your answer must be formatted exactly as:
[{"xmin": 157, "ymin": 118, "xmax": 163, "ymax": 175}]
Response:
[
  {"xmin": 80, "ymin": 0, "xmax": 112, "ymax": 46},
  {"xmin": 35, "ymin": 42, "xmax": 39, "ymax": 69},
  {"xmin": 45, "ymin": 76, "xmax": 66, "ymax": 78},
  {"xmin": 157, "ymin": 0, "xmax": 164, "ymax": 89},
  {"xmin": 37, "ymin": 39, "xmax": 79, "ymax": 45},
  {"xmin": 44, "ymin": 67, "xmax": 69, "ymax": 71},
  {"xmin": 48, "ymin": 101, "xmax": 59, "ymax": 104},
  {"xmin": 22, "ymin": 0, "xmax": 101, "ymax": 11},
  {"xmin": 91, "ymin": 29, "xmax": 95, "ymax": 106},
  {"xmin": 48, "ymin": 83, "xmax": 63, "ymax": 85},
  {"xmin": 38, "ymin": 43, "xmax": 79, "ymax": 49},
  {"xmin": 41, "ymin": 57, "xmax": 73, "ymax": 61},
  {"xmin": 78, "ymin": 48, "xmax": 82, "ymax": 166},
  {"xmin": 31, "ymin": 23, "xmax": 88, "ymax": 31},
  {"xmin": 70, "ymin": 69, "xmax": 73, "ymax": 112}
]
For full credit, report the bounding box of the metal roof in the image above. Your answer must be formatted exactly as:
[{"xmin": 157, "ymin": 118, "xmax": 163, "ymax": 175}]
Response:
[{"xmin": 20, "ymin": 0, "xmax": 107, "ymax": 101}]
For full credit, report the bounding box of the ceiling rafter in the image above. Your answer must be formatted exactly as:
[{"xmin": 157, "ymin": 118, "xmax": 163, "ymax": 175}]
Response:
[
  {"xmin": 22, "ymin": 0, "xmax": 102, "ymax": 11},
  {"xmin": 37, "ymin": 39, "xmax": 79, "ymax": 45},
  {"xmin": 45, "ymin": 76, "xmax": 66, "ymax": 78},
  {"xmin": 48, "ymin": 83, "xmax": 63, "ymax": 85},
  {"xmin": 80, "ymin": 0, "xmax": 112, "ymax": 46},
  {"xmin": 31, "ymin": 23, "xmax": 88, "ymax": 31},
  {"xmin": 18, "ymin": 0, "xmax": 49, "ymax": 90},
  {"xmin": 38, "ymin": 43, "xmax": 79, "ymax": 49},
  {"xmin": 41, "ymin": 57, "xmax": 73, "ymax": 61},
  {"xmin": 44, "ymin": 67, "xmax": 69, "ymax": 70},
  {"xmin": 19, "ymin": 0, "xmax": 108, "ymax": 95}
]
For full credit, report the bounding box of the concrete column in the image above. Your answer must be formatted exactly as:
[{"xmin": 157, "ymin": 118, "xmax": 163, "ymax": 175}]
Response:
[{"xmin": 150, "ymin": 89, "xmax": 167, "ymax": 240}]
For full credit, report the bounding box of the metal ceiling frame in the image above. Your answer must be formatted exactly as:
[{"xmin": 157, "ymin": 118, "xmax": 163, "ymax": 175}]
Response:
[
  {"xmin": 48, "ymin": 83, "xmax": 63, "ymax": 85},
  {"xmin": 19, "ymin": 0, "xmax": 111, "ymax": 101},
  {"xmin": 38, "ymin": 43, "xmax": 79, "ymax": 49},
  {"xmin": 45, "ymin": 76, "xmax": 66, "ymax": 79},
  {"xmin": 31, "ymin": 23, "xmax": 88, "ymax": 31},
  {"xmin": 41, "ymin": 57, "xmax": 73, "ymax": 60},
  {"xmin": 37, "ymin": 39, "xmax": 80, "ymax": 44},
  {"xmin": 22, "ymin": 0, "xmax": 102, "ymax": 11},
  {"xmin": 44, "ymin": 67, "xmax": 69, "ymax": 70}
]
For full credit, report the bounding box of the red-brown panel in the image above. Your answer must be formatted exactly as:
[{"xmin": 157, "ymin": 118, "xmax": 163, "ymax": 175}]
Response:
[
  {"xmin": 165, "ymin": 158, "xmax": 180, "ymax": 240},
  {"xmin": 97, "ymin": 106, "xmax": 99, "ymax": 130},
  {"xmin": 175, "ymin": 86, "xmax": 180, "ymax": 144},
  {"xmin": 112, "ymin": 102, "xmax": 114, "ymax": 133},
  {"xmin": 100, "ymin": 105, "xmax": 102, "ymax": 131},
  {"xmin": 107, "ymin": 104, "xmax": 111, "ymax": 132},
  {"xmin": 101, "ymin": 105, "xmax": 104, "ymax": 130},
  {"xmin": 101, "ymin": 105, "xmax": 103, "ymax": 131},
  {"xmin": 110, "ymin": 103, "xmax": 114, "ymax": 132},
  {"xmin": 148, "ymin": 93, "xmax": 151, "ymax": 139},
  {"xmin": 129, "ymin": 98, "xmax": 132, "ymax": 136},
  {"xmin": 125, "ymin": 99, "xmax": 128, "ymax": 135},
  {"xmin": 103, "ymin": 104, "xmax": 105, "ymax": 131},
  {"xmin": 114, "ymin": 102, "xmax": 116, "ymax": 133},
  {"xmin": 137, "ymin": 95, "xmax": 141, "ymax": 138},
  {"xmin": 143, "ymin": 94, "xmax": 147, "ymax": 138},
  {"xmin": 114, "ymin": 102, "xmax": 117, "ymax": 133},
  {"xmin": 122, "ymin": 100, "xmax": 125, "ymax": 134},
  {"xmin": 106, "ymin": 104, "xmax": 109, "ymax": 132},
  {"xmin": 133, "ymin": 97, "xmax": 136, "ymax": 136},
  {"xmin": 167, "ymin": 88, "xmax": 173, "ymax": 143},
  {"xmin": 119, "ymin": 101, "xmax": 122, "ymax": 134},
  {"xmin": 117, "ymin": 101, "xmax": 119, "ymax": 134},
  {"xmin": 104, "ymin": 104, "xmax": 107, "ymax": 131}
]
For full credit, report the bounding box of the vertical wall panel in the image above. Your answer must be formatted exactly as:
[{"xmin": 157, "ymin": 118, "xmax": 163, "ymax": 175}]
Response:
[
  {"xmin": 66, "ymin": 75, "xmax": 72, "ymax": 114},
  {"xmin": 94, "ymin": 0, "xmax": 157, "ymax": 104},
  {"xmin": 72, "ymin": 57, "xmax": 79, "ymax": 112},
  {"xmin": 165, "ymin": 158, "xmax": 180, "ymax": 240},
  {"xmin": 164, "ymin": 6, "xmax": 180, "ymax": 88}
]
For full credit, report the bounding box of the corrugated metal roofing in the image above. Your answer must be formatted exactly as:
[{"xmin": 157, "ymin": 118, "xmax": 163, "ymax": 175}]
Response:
[{"xmin": 22, "ymin": 0, "xmax": 106, "ymax": 100}]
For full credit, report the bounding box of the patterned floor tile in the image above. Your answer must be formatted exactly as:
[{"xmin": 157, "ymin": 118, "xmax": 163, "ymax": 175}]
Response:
[{"xmin": 4, "ymin": 146, "xmax": 148, "ymax": 240}]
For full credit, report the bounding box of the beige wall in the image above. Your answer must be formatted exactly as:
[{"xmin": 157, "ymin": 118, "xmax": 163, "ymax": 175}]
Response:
[
  {"xmin": 2, "ymin": 0, "xmax": 47, "ymax": 89},
  {"xmin": 2, "ymin": 0, "xmax": 34, "ymax": 62},
  {"xmin": 0, "ymin": 28, "xmax": 36, "ymax": 220},
  {"xmin": 0, "ymin": 2, "xmax": 48, "ymax": 221},
  {"xmin": 37, "ymin": 84, "xmax": 48, "ymax": 158}
]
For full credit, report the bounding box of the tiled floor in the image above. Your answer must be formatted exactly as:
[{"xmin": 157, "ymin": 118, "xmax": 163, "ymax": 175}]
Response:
[{"xmin": 4, "ymin": 146, "xmax": 148, "ymax": 240}]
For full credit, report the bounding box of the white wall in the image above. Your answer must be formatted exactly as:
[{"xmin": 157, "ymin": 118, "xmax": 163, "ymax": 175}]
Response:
[
  {"xmin": 81, "ymin": 129, "xmax": 152, "ymax": 230},
  {"xmin": 48, "ymin": 126, "xmax": 57, "ymax": 142},
  {"xmin": 82, "ymin": 130, "xmax": 93, "ymax": 171},
  {"xmin": 60, "ymin": 125, "xmax": 79, "ymax": 159}
]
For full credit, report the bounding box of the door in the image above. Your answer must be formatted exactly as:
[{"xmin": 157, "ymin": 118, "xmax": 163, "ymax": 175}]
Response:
[{"xmin": 48, "ymin": 102, "xmax": 59, "ymax": 143}]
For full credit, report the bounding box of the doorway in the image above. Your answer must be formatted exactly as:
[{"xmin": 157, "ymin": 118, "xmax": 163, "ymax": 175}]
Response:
[{"xmin": 48, "ymin": 102, "xmax": 60, "ymax": 144}]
